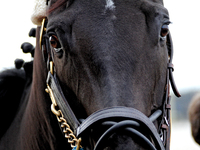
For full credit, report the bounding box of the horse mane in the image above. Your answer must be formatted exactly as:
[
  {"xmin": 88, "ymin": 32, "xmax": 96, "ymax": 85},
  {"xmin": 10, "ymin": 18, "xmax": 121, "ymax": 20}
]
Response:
[{"xmin": 0, "ymin": 69, "xmax": 26, "ymax": 137}]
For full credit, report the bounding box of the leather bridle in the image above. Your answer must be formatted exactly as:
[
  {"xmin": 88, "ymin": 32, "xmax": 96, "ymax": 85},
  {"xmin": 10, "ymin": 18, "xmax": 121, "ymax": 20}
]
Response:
[{"xmin": 40, "ymin": 15, "xmax": 180, "ymax": 150}]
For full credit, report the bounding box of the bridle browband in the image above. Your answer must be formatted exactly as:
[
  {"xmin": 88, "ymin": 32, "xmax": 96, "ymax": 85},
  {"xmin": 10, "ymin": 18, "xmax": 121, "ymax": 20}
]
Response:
[{"xmin": 40, "ymin": 16, "xmax": 180, "ymax": 150}]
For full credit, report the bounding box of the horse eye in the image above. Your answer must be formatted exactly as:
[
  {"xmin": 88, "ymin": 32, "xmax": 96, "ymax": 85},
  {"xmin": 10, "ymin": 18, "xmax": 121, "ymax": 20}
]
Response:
[
  {"xmin": 160, "ymin": 24, "xmax": 169, "ymax": 39},
  {"xmin": 49, "ymin": 35, "xmax": 62, "ymax": 52}
]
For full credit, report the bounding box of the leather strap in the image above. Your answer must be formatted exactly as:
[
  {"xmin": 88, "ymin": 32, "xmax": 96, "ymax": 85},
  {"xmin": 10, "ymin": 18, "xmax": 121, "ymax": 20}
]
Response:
[
  {"xmin": 46, "ymin": 71, "xmax": 80, "ymax": 133},
  {"xmin": 94, "ymin": 120, "xmax": 157, "ymax": 150},
  {"xmin": 167, "ymin": 33, "xmax": 181, "ymax": 97},
  {"xmin": 76, "ymin": 107, "xmax": 165, "ymax": 150}
]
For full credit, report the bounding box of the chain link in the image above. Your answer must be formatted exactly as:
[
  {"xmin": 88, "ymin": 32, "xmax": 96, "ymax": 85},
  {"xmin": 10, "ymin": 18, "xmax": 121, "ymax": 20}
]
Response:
[
  {"xmin": 46, "ymin": 85, "xmax": 82, "ymax": 149},
  {"xmin": 56, "ymin": 110, "xmax": 81, "ymax": 148}
]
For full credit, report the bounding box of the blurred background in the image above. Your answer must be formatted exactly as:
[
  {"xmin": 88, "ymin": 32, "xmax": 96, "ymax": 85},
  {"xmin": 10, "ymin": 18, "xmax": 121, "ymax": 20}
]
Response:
[
  {"xmin": 0, "ymin": 0, "xmax": 199, "ymax": 149},
  {"xmin": 164, "ymin": 0, "xmax": 200, "ymax": 149}
]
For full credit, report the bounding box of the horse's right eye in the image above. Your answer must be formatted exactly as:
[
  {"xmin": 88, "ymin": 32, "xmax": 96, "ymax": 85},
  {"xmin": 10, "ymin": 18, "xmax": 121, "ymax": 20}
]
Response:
[{"xmin": 49, "ymin": 35, "xmax": 62, "ymax": 52}]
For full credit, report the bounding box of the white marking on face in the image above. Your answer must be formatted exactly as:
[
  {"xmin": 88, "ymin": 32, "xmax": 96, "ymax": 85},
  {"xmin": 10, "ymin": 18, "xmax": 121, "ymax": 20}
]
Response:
[{"xmin": 105, "ymin": 0, "xmax": 116, "ymax": 10}]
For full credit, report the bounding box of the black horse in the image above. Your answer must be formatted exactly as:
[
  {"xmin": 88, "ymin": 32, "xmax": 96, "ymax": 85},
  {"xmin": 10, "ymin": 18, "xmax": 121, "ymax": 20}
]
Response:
[{"xmin": 0, "ymin": 0, "xmax": 180, "ymax": 149}]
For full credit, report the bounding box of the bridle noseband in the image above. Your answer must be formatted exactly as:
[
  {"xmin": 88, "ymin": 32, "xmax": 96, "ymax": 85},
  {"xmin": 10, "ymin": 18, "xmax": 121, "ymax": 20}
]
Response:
[{"xmin": 40, "ymin": 17, "xmax": 180, "ymax": 150}]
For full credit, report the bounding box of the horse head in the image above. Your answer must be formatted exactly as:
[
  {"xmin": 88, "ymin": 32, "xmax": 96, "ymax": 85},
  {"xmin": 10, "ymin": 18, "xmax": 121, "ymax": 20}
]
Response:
[{"xmin": 36, "ymin": 0, "xmax": 180, "ymax": 149}]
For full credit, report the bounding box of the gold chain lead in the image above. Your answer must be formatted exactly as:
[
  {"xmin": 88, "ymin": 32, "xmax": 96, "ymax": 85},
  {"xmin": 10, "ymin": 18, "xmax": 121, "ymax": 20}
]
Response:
[{"xmin": 45, "ymin": 84, "xmax": 82, "ymax": 149}]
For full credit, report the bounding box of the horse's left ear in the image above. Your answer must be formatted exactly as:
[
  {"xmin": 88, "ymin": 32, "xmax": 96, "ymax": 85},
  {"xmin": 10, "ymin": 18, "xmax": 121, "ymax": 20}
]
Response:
[{"xmin": 31, "ymin": 0, "xmax": 47, "ymax": 25}]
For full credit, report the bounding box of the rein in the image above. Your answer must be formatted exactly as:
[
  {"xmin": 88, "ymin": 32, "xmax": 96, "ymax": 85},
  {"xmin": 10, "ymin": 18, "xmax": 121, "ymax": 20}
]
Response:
[{"xmin": 40, "ymin": 17, "xmax": 180, "ymax": 150}]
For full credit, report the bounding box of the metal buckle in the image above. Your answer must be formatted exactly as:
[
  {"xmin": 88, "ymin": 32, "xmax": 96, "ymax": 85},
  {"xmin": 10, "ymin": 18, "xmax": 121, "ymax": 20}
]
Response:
[{"xmin": 45, "ymin": 84, "xmax": 61, "ymax": 116}]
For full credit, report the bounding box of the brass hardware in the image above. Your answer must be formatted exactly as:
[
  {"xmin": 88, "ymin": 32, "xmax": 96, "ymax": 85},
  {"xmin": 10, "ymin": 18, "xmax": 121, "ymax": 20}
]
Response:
[
  {"xmin": 76, "ymin": 138, "xmax": 82, "ymax": 150},
  {"xmin": 40, "ymin": 18, "xmax": 46, "ymax": 50},
  {"xmin": 50, "ymin": 61, "xmax": 54, "ymax": 75},
  {"xmin": 51, "ymin": 104, "xmax": 61, "ymax": 116},
  {"xmin": 46, "ymin": 84, "xmax": 82, "ymax": 149},
  {"xmin": 46, "ymin": 85, "xmax": 57, "ymax": 106},
  {"xmin": 55, "ymin": 110, "xmax": 82, "ymax": 148}
]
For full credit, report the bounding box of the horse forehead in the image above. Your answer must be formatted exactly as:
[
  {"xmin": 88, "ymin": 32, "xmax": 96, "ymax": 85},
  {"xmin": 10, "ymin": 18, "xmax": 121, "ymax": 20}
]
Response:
[
  {"xmin": 30, "ymin": 0, "xmax": 165, "ymax": 26},
  {"xmin": 47, "ymin": 0, "xmax": 168, "ymax": 31}
]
